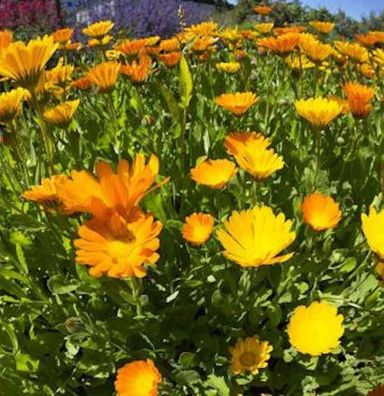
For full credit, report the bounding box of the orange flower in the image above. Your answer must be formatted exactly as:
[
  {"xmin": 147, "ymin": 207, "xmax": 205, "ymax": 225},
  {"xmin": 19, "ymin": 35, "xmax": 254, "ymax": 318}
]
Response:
[
  {"xmin": 87, "ymin": 61, "xmax": 121, "ymax": 93},
  {"xmin": 115, "ymin": 38, "xmax": 149, "ymax": 56},
  {"xmin": 258, "ymin": 33, "xmax": 300, "ymax": 55},
  {"xmin": 334, "ymin": 41, "xmax": 368, "ymax": 63},
  {"xmin": 82, "ymin": 20, "xmax": 114, "ymax": 38},
  {"xmin": 343, "ymin": 82, "xmax": 375, "ymax": 118},
  {"xmin": 215, "ymin": 92, "xmax": 258, "ymax": 116},
  {"xmin": 52, "ymin": 28, "xmax": 74, "ymax": 44},
  {"xmin": 355, "ymin": 33, "xmax": 379, "ymax": 47},
  {"xmin": 191, "ymin": 159, "xmax": 237, "ymax": 189},
  {"xmin": 121, "ymin": 55, "xmax": 152, "ymax": 83},
  {"xmin": 159, "ymin": 37, "xmax": 180, "ymax": 52},
  {"xmin": 0, "ymin": 87, "xmax": 27, "ymax": 124},
  {"xmin": 299, "ymin": 34, "xmax": 333, "ymax": 63},
  {"xmin": 254, "ymin": 5, "xmax": 272, "ymax": 15},
  {"xmin": 0, "ymin": 30, "xmax": 12, "ymax": 49},
  {"xmin": 274, "ymin": 26, "xmax": 306, "ymax": 35},
  {"xmin": 115, "ymin": 359, "xmax": 162, "ymax": 396},
  {"xmin": 158, "ymin": 52, "xmax": 181, "ymax": 68},
  {"xmin": 87, "ymin": 35, "xmax": 112, "ymax": 48},
  {"xmin": 301, "ymin": 193, "xmax": 342, "ymax": 231},
  {"xmin": 224, "ymin": 132, "xmax": 271, "ymax": 155},
  {"xmin": 43, "ymin": 99, "xmax": 80, "ymax": 129},
  {"xmin": 309, "ymin": 21, "xmax": 335, "ymax": 34},
  {"xmin": 192, "ymin": 37, "xmax": 217, "ymax": 52},
  {"xmin": 182, "ymin": 213, "xmax": 215, "ymax": 246},
  {"xmin": 75, "ymin": 209, "xmax": 162, "ymax": 278},
  {"xmin": 72, "ymin": 76, "xmax": 92, "ymax": 90}
]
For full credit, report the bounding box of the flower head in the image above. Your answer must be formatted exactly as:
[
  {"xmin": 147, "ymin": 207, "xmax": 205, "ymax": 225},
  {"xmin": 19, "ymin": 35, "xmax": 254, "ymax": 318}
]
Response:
[
  {"xmin": 361, "ymin": 207, "xmax": 384, "ymax": 259},
  {"xmin": 216, "ymin": 206, "xmax": 296, "ymax": 267},
  {"xmin": 299, "ymin": 35, "xmax": 333, "ymax": 63},
  {"xmin": 72, "ymin": 76, "xmax": 92, "ymax": 90},
  {"xmin": 0, "ymin": 30, "xmax": 13, "ymax": 49},
  {"xmin": 82, "ymin": 20, "xmax": 114, "ymax": 38},
  {"xmin": 121, "ymin": 55, "xmax": 152, "ymax": 83},
  {"xmin": 216, "ymin": 62, "xmax": 241, "ymax": 74},
  {"xmin": 253, "ymin": 5, "xmax": 273, "ymax": 15},
  {"xmin": 288, "ymin": 301, "xmax": 344, "ymax": 356},
  {"xmin": 295, "ymin": 98, "xmax": 343, "ymax": 128},
  {"xmin": 301, "ymin": 193, "xmax": 342, "ymax": 231},
  {"xmin": 159, "ymin": 37, "xmax": 180, "ymax": 52},
  {"xmin": 191, "ymin": 159, "xmax": 237, "ymax": 189},
  {"xmin": 230, "ymin": 336, "xmax": 272, "ymax": 375},
  {"xmin": 43, "ymin": 99, "xmax": 80, "ymax": 129},
  {"xmin": 158, "ymin": 52, "xmax": 181, "ymax": 68},
  {"xmin": 334, "ymin": 41, "xmax": 368, "ymax": 63},
  {"xmin": 309, "ymin": 21, "xmax": 335, "ymax": 34},
  {"xmin": 255, "ymin": 23, "xmax": 274, "ymax": 34},
  {"xmin": 258, "ymin": 33, "xmax": 300, "ymax": 55},
  {"xmin": 87, "ymin": 61, "xmax": 120, "ymax": 93},
  {"xmin": 182, "ymin": 213, "xmax": 215, "ymax": 246},
  {"xmin": 0, "ymin": 87, "xmax": 27, "ymax": 124},
  {"xmin": 52, "ymin": 28, "xmax": 74, "ymax": 45},
  {"xmin": 215, "ymin": 92, "xmax": 258, "ymax": 116},
  {"xmin": 343, "ymin": 82, "xmax": 374, "ymax": 118},
  {"xmin": 115, "ymin": 359, "xmax": 161, "ymax": 396}
]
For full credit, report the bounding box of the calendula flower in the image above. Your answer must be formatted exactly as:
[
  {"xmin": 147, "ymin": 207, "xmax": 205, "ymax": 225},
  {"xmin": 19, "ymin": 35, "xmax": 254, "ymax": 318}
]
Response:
[
  {"xmin": 215, "ymin": 92, "xmax": 258, "ymax": 116},
  {"xmin": 192, "ymin": 37, "xmax": 217, "ymax": 52},
  {"xmin": 309, "ymin": 21, "xmax": 335, "ymax": 34},
  {"xmin": 183, "ymin": 21, "xmax": 218, "ymax": 39},
  {"xmin": 343, "ymin": 82, "xmax": 375, "ymax": 118},
  {"xmin": 224, "ymin": 132, "xmax": 271, "ymax": 155},
  {"xmin": 82, "ymin": 20, "xmax": 114, "ymax": 38},
  {"xmin": 158, "ymin": 52, "xmax": 181, "ymax": 68},
  {"xmin": 285, "ymin": 54, "xmax": 315, "ymax": 70},
  {"xmin": 361, "ymin": 207, "xmax": 384, "ymax": 259},
  {"xmin": 295, "ymin": 98, "xmax": 343, "ymax": 128},
  {"xmin": 216, "ymin": 62, "xmax": 241, "ymax": 74},
  {"xmin": 274, "ymin": 26, "xmax": 306, "ymax": 35},
  {"xmin": 301, "ymin": 193, "xmax": 342, "ymax": 231},
  {"xmin": 72, "ymin": 76, "xmax": 92, "ymax": 90},
  {"xmin": 258, "ymin": 33, "xmax": 300, "ymax": 55},
  {"xmin": 358, "ymin": 63, "xmax": 375, "ymax": 79},
  {"xmin": 0, "ymin": 35, "xmax": 57, "ymax": 89},
  {"xmin": 115, "ymin": 359, "xmax": 162, "ymax": 396},
  {"xmin": 217, "ymin": 206, "xmax": 296, "ymax": 267},
  {"xmin": 88, "ymin": 35, "xmax": 112, "ymax": 48},
  {"xmin": 373, "ymin": 48, "xmax": 384, "ymax": 66},
  {"xmin": 121, "ymin": 55, "xmax": 152, "ymax": 83},
  {"xmin": 44, "ymin": 60, "xmax": 74, "ymax": 97},
  {"xmin": 159, "ymin": 37, "xmax": 180, "ymax": 52},
  {"xmin": 299, "ymin": 35, "xmax": 333, "ymax": 63},
  {"xmin": 191, "ymin": 159, "xmax": 237, "ymax": 189},
  {"xmin": 22, "ymin": 175, "xmax": 69, "ymax": 212},
  {"xmin": 0, "ymin": 87, "xmax": 27, "ymax": 124},
  {"xmin": 43, "ymin": 99, "xmax": 80, "ymax": 129},
  {"xmin": 52, "ymin": 28, "xmax": 74, "ymax": 45},
  {"xmin": 288, "ymin": 301, "xmax": 344, "ymax": 356},
  {"xmin": 87, "ymin": 61, "xmax": 120, "ymax": 93},
  {"xmin": 253, "ymin": 5, "xmax": 272, "ymax": 15},
  {"xmin": 355, "ymin": 33, "xmax": 379, "ymax": 47},
  {"xmin": 0, "ymin": 30, "xmax": 12, "ymax": 49},
  {"xmin": 75, "ymin": 209, "xmax": 162, "ymax": 278},
  {"xmin": 182, "ymin": 213, "xmax": 215, "ymax": 246},
  {"xmin": 115, "ymin": 38, "xmax": 149, "ymax": 56},
  {"xmin": 255, "ymin": 23, "xmax": 274, "ymax": 34},
  {"xmin": 334, "ymin": 41, "xmax": 368, "ymax": 63},
  {"xmin": 230, "ymin": 336, "xmax": 272, "ymax": 375}
]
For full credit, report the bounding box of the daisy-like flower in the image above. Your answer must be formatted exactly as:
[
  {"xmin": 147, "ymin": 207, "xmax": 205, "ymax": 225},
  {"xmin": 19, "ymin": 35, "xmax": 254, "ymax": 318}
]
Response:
[
  {"xmin": 258, "ymin": 33, "xmax": 300, "ymax": 55},
  {"xmin": 183, "ymin": 21, "xmax": 218, "ymax": 39},
  {"xmin": 72, "ymin": 76, "xmax": 92, "ymax": 90},
  {"xmin": 373, "ymin": 48, "xmax": 384, "ymax": 66},
  {"xmin": 158, "ymin": 52, "xmax": 181, "ymax": 68},
  {"xmin": 355, "ymin": 33, "xmax": 379, "ymax": 47},
  {"xmin": 343, "ymin": 82, "xmax": 375, "ymax": 118},
  {"xmin": 253, "ymin": 5, "xmax": 273, "ymax": 15},
  {"xmin": 299, "ymin": 35, "xmax": 333, "ymax": 63},
  {"xmin": 216, "ymin": 62, "xmax": 241, "ymax": 74},
  {"xmin": 254, "ymin": 23, "xmax": 274, "ymax": 34},
  {"xmin": 274, "ymin": 26, "xmax": 306, "ymax": 35},
  {"xmin": 295, "ymin": 98, "xmax": 343, "ymax": 128},
  {"xmin": 224, "ymin": 132, "xmax": 271, "ymax": 155},
  {"xmin": 0, "ymin": 35, "xmax": 57, "ymax": 89},
  {"xmin": 52, "ymin": 28, "xmax": 74, "ymax": 45},
  {"xmin": 182, "ymin": 213, "xmax": 215, "ymax": 246},
  {"xmin": 215, "ymin": 92, "xmax": 258, "ymax": 116},
  {"xmin": 192, "ymin": 37, "xmax": 217, "ymax": 52},
  {"xmin": 44, "ymin": 61, "xmax": 74, "ymax": 98},
  {"xmin": 75, "ymin": 209, "xmax": 162, "ymax": 278},
  {"xmin": 121, "ymin": 55, "xmax": 152, "ymax": 84},
  {"xmin": 287, "ymin": 301, "xmax": 344, "ymax": 356},
  {"xmin": 87, "ymin": 36, "xmax": 112, "ymax": 48},
  {"xmin": 216, "ymin": 205, "xmax": 296, "ymax": 267},
  {"xmin": 82, "ymin": 20, "xmax": 114, "ymax": 38},
  {"xmin": 87, "ymin": 61, "xmax": 121, "ymax": 93},
  {"xmin": 309, "ymin": 21, "xmax": 335, "ymax": 34},
  {"xmin": 190, "ymin": 159, "xmax": 237, "ymax": 189},
  {"xmin": 115, "ymin": 359, "xmax": 161, "ymax": 396},
  {"xmin": 159, "ymin": 37, "xmax": 180, "ymax": 52},
  {"xmin": 301, "ymin": 193, "xmax": 342, "ymax": 231},
  {"xmin": 114, "ymin": 38, "xmax": 149, "ymax": 56},
  {"xmin": 285, "ymin": 54, "xmax": 314, "ymax": 70},
  {"xmin": 0, "ymin": 87, "xmax": 27, "ymax": 124},
  {"xmin": 43, "ymin": 99, "xmax": 80, "ymax": 129},
  {"xmin": 0, "ymin": 30, "xmax": 13, "ymax": 49},
  {"xmin": 361, "ymin": 207, "xmax": 384, "ymax": 259},
  {"xmin": 334, "ymin": 41, "xmax": 369, "ymax": 63},
  {"xmin": 230, "ymin": 336, "xmax": 272, "ymax": 375}
]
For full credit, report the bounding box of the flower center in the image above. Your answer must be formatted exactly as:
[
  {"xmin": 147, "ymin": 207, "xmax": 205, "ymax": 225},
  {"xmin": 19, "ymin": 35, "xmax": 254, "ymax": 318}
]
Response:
[{"xmin": 239, "ymin": 352, "xmax": 258, "ymax": 367}]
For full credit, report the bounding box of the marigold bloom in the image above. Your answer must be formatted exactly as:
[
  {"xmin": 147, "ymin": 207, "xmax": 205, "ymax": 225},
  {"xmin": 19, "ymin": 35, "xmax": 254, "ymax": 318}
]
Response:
[
  {"xmin": 87, "ymin": 61, "xmax": 120, "ymax": 93},
  {"xmin": 258, "ymin": 33, "xmax": 300, "ymax": 55},
  {"xmin": 182, "ymin": 213, "xmax": 215, "ymax": 246},
  {"xmin": 22, "ymin": 175, "xmax": 69, "ymax": 212},
  {"xmin": 288, "ymin": 301, "xmax": 344, "ymax": 356},
  {"xmin": 255, "ymin": 23, "xmax": 274, "ymax": 34},
  {"xmin": 361, "ymin": 208, "xmax": 384, "ymax": 259},
  {"xmin": 159, "ymin": 37, "xmax": 180, "ymax": 52},
  {"xmin": 44, "ymin": 60, "xmax": 74, "ymax": 97},
  {"xmin": 192, "ymin": 37, "xmax": 217, "ymax": 52},
  {"xmin": 115, "ymin": 38, "xmax": 149, "ymax": 56},
  {"xmin": 230, "ymin": 336, "xmax": 272, "ymax": 375},
  {"xmin": 215, "ymin": 92, "xmax": 258, "ymax": 116},
  {"xmin": 0, "ymin": 35, "xmax": 57, "ymax": 89},
  {"xmin": 121, "ymin": 55, "xmax": 152, "ymax": 83},
  {"xmin": 217, "ymin": 206, "xmax": 296, "ymax": 267},
  {"xmin": 285, "ymin": 54, "xmax": 314, "ymax": 70},
  {"xmin": 183, "ymin": 21, "xmax": 218, "ymax": 39},
  {"xmin": 253, "ymin": 5, "xmax": 272, "ymax": 15},
  {"xmin": 191, "ymin": 159, "xmax": 237, "ymax": 189},
  {"xmin": 355, "ymin": 33, "xmax": 379, "ymax": 47},
  {"xmin": 301, "ymin": 193, "xmax": 341, "ymax": 231},
  {"xmin": 72, "ymin": 76, "xmax": 92, "ymax": 90},
  {"xmin": 224, "ymin": 132, "xmax": 271, "ymax": 155},
  {"xmin": 88, "ymin": 35, "xmax": 112, "ymax": 48},
  {"xmin": 299, "ymin": 35, "xmax": 333, "ymax": 63},
  {"xmin": 343, "ymin": 82, "xmax": 374, "ymax": 118},
  {"xmin": 0, "ymin": 87, "xmax": 27, "ymax": 124},
  {"xmin": 52, "ymin": 28, "xmax": 74, "ymax": 44},
  {"xmin": 274, "ymin": 26, "xmax": 306, "ymax": 35},
  {"xmin": 0, "ymin": 30, "xmax": 12, "ymax": 49},
  {"xmin": 82, "ymin": 20, "xmax": 114, "ymax": 38},
  {"xmin": 75, "ymin": 209, "xmax": 162, "ymax": 278},
  {"xmin": 295, "ymin": 98, "xmax": 343, "ymax": 128},
  {"xmin": 334, "ymin": 41, "xmax": 368, "ymax": 63},
  {"xmin": 309, "ymin": 21, "xmax": 335, "ymax": 34},
  {"xmin": 358, "ymin": 63, "xmax": 375, "ymax": 79},
  {"xmin": 158, "ymin": 52, "xmax": 181, "ymax": 68},
  {"xmin": 216, "ymin": 62, "xmax": 240, "ymax": 74},
  {"xmin": 115, "ymin": 359, "xmax": 162, "ymax": 396},
  {"xmin": 43, "ymin": 99, "xmax": 80, "ymax": 129}
]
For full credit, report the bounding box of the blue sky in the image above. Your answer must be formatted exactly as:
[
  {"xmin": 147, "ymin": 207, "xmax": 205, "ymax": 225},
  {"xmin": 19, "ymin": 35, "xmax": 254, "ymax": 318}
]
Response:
[{"xmin": 228, "ymin": 0, "xmax": 384, "ymax": 19}]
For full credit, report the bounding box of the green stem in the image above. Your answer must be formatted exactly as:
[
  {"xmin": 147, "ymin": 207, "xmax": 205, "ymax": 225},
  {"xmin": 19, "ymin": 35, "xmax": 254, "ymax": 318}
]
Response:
[{"xmin": 128, "ymin": 278, "xmax": 143, "ymax": 318}]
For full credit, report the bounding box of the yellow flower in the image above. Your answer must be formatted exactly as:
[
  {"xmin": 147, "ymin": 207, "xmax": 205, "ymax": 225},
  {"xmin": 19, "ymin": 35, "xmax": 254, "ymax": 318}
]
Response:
[
  {"xmin": 230, "ymin": 336, "xmax": 272, "ymax": 375},
  {"xmin": 43, "ymin": 99, "xmax": 80, "ymax": 129},
  {"xmin": 159, "ymin": 37, "xmax": 180, "ymax": 52},
  {"xmin": 182, "ymin": 213, "xmax": 215, "ymax": 246},
  {"xmin": 274, "ymin": 26, "xmax": 306, "ymax": 35},
  {"xmin": 216, "ymin": 62, "xmax": 241, "ymax": 74},
  {"xmin": 192, "ymin": 37, "xmax": 217, "ymax": 52},
  {"xmin": 115, "ymin": 359, "xmax": 161, "ymax": 396},
  {"xmin": 373, "ymin": 48, "xmax": 384, "ymax": 66},
  {"xmin": 0, "ymin": 35, "xmax": 57, "ymax": 89},
  {"xmin": 121, "ymin": 55, "xmax": 152, "ymax": 84},
  {"xmin": 224, "ymin": 132, "xmax": 271, "ymax": 155},
  {"xmin": 44, "ymin": 59, "xmax": 74, "ymax": 97},
  {"xmin": 52, "ymin": 28, "xmax": 74, "ymax": 44},
  {"xmin": 301, "ymin": 193, "xmax": 342, "ymax": 231},
  {"xmin": 288, "ymin": 301, "xmax": 344, "ymax": 356},
  {"xmin": 191, "ymin": 159, "xmax": 237, "ymax": 189},
  {"xmin": 254, "ymin": 23, "xmax": 274, "ymax": 34},
  {"xmin": 88, "ymin": 35, "xmax": 112, "ymax": 48},
  {"xmin": 158, "ymin": 52, "xmax": 181, "ymax": 68},
  {"xmin": 299, "ymin": 34, "xmax": 333, "ymax": 63},
  {"xmin": 309, "ymin": 21, "xmax": 335, "ymax": 34},
  {"xmin": 0, "ymin": 30, "xmax": 13, "ymax": 49},
  {"xmin": 183, "ymin": 21, "xmax": 218, "ymax": 40},
  {"xmin": 258, "ymin": 33, "xmax": 300, "ymax": 55},
  {"xmin": 285, "ymin": 54, "xmax": 315, "ymax": 70},
  {"xmin": 87, "ymin": 61, "xmax": 121, "ymax": 93},
  {"xmin": 361, "ymin": 207, "xmax": 384, "ymax": 259},
  {"xmin": 343, "ymin": 82, "xmax": 375, "ymax": 118},
  {"xmin": 216, "ymin": 206, "xmax": 296, "ymax": 267},
  {"xmin": 334, "ymin": 41, "xmax": 369, "ymax": 63},
  {"xmin": 295, "ymin": 98, "xmax": 343, "ymax": 128},
  {"xmin": 0, "ymin": 87, "xmax": 27, "ymax": 124},
  {"xmin": 215, "ymin": 92, "xmax": 258, "ymax": 116},
  {"xmin": 82, "ymin": 20, "xmax": 114, "ymax": 38}
]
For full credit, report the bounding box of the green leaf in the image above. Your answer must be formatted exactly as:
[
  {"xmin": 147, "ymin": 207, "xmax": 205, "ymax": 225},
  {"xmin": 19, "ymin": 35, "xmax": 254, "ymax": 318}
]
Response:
[
  {"xmin": 15, "ymin": 353, "xmax": 39, "ymax": 373},
  {"xmin": 179, "ymin": 55, "xmax": 193, "ymax": 109},
  {"xmin": 206, "ymin": 375, "xmax": 230, "ymax": 396}
]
